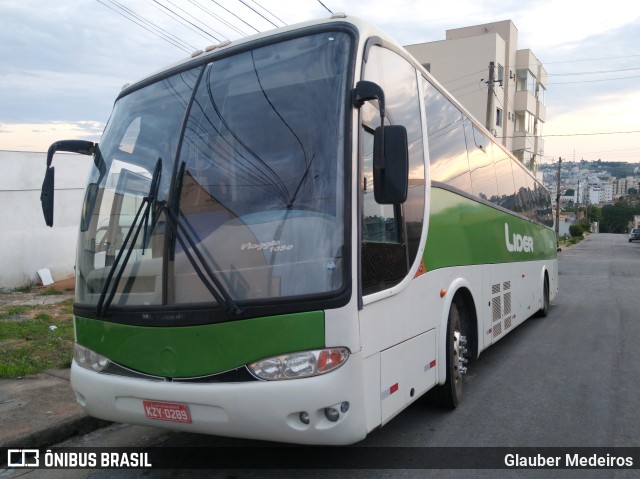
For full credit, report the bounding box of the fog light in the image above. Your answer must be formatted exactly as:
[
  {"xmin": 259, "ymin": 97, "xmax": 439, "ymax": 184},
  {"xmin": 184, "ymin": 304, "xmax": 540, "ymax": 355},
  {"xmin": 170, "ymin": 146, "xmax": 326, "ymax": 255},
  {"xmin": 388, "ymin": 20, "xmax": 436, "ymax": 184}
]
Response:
[
  {"xmin": 324, "ymin": 407, "xmax": 339, "ymax": 422},
  {"xmin": 340, "ymin": 401, "xmax": 350, "ymax": 413},
  {"xmin": 299, "ymin": 411, "xmax": 310, "ymax": 425}
]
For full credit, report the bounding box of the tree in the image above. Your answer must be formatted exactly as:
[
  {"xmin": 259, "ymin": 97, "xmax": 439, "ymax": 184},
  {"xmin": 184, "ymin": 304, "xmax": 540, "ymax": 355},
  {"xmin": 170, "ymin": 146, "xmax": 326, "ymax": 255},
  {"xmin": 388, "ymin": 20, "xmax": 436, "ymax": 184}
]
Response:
[
  {"xmin": 599, "ymin": 202, "xmax": 640, "ymax": 233},
  {"xmin": 579, "ymin": 217, "xmax": 591, "ymax": 232},
  {"xmin": 564, "ymin": 188, "xmax": 575, "ymax": 197},
  {"xmin": 569, "ymin": 224, "xmax": 584, "ymax": 237}
]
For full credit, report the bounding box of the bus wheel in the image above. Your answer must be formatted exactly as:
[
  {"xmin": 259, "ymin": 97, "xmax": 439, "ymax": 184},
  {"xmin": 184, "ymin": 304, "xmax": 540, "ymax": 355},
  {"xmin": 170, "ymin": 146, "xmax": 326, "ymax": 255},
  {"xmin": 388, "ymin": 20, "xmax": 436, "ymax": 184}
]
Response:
[
  {"xmin": 536, "ymin": 276, "xmax": 549, "ymax": 318},
  {"xmin": 435, "ymin": 299, "xmax": 466, "ymax": 409}
]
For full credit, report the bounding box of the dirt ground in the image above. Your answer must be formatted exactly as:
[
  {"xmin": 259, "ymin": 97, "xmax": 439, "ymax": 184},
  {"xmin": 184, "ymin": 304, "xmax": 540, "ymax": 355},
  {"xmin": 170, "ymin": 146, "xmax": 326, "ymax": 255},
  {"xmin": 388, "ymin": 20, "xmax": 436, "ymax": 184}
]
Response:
[{"xmin": 0, "ymin": 278, "xmax": 75, "ymax": 308}]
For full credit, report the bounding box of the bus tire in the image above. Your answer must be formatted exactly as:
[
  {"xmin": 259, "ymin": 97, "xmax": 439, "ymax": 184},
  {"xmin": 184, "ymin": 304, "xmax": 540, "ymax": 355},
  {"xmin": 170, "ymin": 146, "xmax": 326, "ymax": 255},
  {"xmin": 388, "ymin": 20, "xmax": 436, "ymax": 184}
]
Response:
[
  {"xmin": 434, "ymin": 299, "xmax": 464, "ymax": 409},
  {"xmin": 536, "ymin": 275, "xmax": 549, "ymax": 318}
]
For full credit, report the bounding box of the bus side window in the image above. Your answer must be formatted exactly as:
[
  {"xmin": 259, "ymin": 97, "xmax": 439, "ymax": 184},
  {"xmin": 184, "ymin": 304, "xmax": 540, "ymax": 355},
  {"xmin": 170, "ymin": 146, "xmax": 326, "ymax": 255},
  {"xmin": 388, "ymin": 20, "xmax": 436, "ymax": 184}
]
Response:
[
  {"xmin": 362, "ymin": 121, "xmax": 401, "ymax": 244},
  {"xmin": 466, "ymin": 123, "xmax": 498, "ymax": 202},
  {"xmin": 423, "ymin": 81, "xmax": 471, "ymax": 193},
  {"xmin": 493, "ymin": 144, "xmax": 517, "ymax": 210},
  {"xmin": 361, "ymin": 122, "xmax": 407, "ymax": 295},
  {"xmin": 361, "ymin": 45, "xmax": 425, "ymax": 296}
]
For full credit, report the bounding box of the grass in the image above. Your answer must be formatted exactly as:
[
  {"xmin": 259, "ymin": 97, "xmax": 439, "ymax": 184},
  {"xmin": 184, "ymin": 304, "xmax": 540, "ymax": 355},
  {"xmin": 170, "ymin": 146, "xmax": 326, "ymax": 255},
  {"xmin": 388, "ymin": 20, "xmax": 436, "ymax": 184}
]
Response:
[
  {"xmin": 0, "ymin": 299, "xmax": 75, "ymax": 379},
  {"xmin": 13, "ymin": 280, "xmax": 35, "ymax": 293},
  {"xmin": 40, "ymin": 288, "xmax": 64, "ymax": 296}
]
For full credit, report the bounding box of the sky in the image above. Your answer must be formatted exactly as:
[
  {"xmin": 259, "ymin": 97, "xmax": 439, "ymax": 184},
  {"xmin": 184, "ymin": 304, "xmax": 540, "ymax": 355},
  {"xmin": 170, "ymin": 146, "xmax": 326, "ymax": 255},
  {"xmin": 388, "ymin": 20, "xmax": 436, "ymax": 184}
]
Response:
[{"xmin": 1, "ymin": 0, "xmax": 640, "ymax": 165}]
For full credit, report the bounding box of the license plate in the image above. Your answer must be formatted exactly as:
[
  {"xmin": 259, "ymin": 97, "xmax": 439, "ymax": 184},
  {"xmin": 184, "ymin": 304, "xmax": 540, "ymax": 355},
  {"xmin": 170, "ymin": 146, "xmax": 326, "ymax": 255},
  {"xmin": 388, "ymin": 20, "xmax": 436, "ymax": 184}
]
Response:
[{"xmin": 143, "ymin": 400, "xmax": 192, "ymax": 423}]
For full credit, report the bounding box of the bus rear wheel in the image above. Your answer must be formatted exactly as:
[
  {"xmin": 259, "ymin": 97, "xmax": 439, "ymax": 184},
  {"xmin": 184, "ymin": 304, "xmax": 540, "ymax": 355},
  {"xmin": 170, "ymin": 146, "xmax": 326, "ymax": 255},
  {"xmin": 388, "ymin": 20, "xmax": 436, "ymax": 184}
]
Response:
[{"xmin": 536, "ymin": 275, "xmax": 549, "ymax": 318}]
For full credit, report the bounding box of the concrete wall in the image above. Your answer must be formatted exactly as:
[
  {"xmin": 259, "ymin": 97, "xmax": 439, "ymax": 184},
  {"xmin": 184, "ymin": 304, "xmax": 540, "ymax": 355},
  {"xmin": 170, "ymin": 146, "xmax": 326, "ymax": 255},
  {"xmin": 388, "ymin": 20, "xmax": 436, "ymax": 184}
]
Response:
[{"xmin": 0, "ymin": 150, "xmax": 92, "ymax": 289}]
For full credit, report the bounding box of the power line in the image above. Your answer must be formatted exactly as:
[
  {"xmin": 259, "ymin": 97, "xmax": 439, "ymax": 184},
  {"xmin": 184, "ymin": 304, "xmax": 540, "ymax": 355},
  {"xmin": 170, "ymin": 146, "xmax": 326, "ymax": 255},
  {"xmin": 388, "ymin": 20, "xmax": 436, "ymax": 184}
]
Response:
[
  {"xmin": 153, "ymin": 0, "xmax": 224, "ymax": 42},
  {"xmin": 247, "ymin": 0, "xmax": 287, "ymax": 26},
  {"xmin": 97, "ymin": 0, "xmax": 193, "ymax": 53},
  {"xmin": 144, "ymin": 0, "xmax": 221, "ymax": 45},
  {"xmin": 542, "ymin": 130, "xmax": 640, "ymax": 138},
  {"xmin": 544, "ymin": 53, "xmax": 640, "ymax": 65},
  {"xmin": 237, "ymin": 0, "xmax": 279, "ymax": 28},
  {"xmin": 186, "ymin": 0, "xmax": 250, "ymax": 37},
  {"xmin": 548, "ymin": 66, "xmax": 640, "ymax": 76},
  {"xmin": 440, "ymin": 67, "xmax": 488, "ymax": 85},
  {"xmin": 547, "ymin": 74, "xmax": 640, "ymax": 85},
  {"xmin": 208, "ymin": 0, "xmax": 260, "ymax": 34},
  {"xmin": 317, "ymin": 0, "xmax": 333, "ymax": 14}
]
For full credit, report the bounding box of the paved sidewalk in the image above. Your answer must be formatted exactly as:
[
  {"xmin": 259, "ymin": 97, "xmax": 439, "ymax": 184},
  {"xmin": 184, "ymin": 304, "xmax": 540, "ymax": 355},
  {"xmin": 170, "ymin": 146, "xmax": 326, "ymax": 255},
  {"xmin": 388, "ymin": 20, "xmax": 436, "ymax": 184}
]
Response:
[
  {"xmin": 0, "ymin": 368, "xmax": 108, "ymax": 449},
  {"xmin": 1, "ymin": 279, "xmax": 109, "ymax": 460}
]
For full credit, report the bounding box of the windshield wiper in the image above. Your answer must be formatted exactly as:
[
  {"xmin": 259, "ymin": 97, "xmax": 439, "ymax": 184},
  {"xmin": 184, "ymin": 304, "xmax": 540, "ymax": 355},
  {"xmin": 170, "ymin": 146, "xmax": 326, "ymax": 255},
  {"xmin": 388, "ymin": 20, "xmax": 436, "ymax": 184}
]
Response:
[
  {"xmin": 164, "ymin": 162, "xmax": 241, "ymax": 316},
  {"xmin": 96, "ymin": 158, "xmax": 162, "ymax": 317},
  {"xmin": 161, "ymin": 202, "xmax": 242, "ymax": 317}
]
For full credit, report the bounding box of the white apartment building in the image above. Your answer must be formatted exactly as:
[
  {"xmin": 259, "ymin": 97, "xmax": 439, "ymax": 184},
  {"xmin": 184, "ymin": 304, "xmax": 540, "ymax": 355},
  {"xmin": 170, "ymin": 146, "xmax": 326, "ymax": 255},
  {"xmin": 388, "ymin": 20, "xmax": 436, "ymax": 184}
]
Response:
[
  {"xmin": 615, "ymin": 177, "xmax": 640, "ymax": 197},
  {"xmin": 588, "ymin": 186, "xmax": 603, "ymax": 205},
  {"xmin": 602, "ymin": 182, "xmax": 614, "ymax": 203},
  {"xmin": 405, "ymin": 20, "xmax": 547, "ymax": 172}
]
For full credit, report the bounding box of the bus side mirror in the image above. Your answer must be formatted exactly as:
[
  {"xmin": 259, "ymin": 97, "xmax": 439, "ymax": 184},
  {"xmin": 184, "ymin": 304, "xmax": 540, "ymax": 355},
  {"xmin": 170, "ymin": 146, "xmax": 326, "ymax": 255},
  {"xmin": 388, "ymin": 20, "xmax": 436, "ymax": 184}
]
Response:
[
  {"xmin": 373, "ymin": 125, "xmax": 408, "ymax": 204},
  {"xmin": 41, "ymin": 140, "xmax": 96, "ymax": 227},
  {"xmin": 41, "ymin": 167, "xmax": 55, "ymax": 227}
]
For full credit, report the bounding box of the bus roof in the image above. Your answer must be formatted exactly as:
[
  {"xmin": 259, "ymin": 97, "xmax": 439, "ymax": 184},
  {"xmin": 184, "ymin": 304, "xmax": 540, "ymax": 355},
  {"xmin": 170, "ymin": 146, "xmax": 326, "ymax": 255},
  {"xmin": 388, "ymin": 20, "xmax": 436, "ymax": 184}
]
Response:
[{"xmin": 119, "ymin": 14, "xmax": 395, "ymax": 98}]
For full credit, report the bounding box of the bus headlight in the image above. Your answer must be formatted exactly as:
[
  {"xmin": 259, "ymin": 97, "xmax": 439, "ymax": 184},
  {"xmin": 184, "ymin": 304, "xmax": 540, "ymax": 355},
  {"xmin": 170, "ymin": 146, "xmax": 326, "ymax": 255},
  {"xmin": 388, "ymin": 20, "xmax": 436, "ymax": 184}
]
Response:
[
  {"xmin": 248, "ymin": 348, "xmax": 349, "ymax": 380},
  {"xmin": 74, "ymin": 343, "xmax": 110, "ymax": 373}
]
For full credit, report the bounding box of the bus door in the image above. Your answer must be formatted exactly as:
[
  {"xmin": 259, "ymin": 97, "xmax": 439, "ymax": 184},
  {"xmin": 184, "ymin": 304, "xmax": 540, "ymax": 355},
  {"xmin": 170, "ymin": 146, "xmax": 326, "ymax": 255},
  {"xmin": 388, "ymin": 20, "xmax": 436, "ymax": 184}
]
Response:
[{"xmin": 357, "ymin": 42, "xmax": 433, "ymax": 424}]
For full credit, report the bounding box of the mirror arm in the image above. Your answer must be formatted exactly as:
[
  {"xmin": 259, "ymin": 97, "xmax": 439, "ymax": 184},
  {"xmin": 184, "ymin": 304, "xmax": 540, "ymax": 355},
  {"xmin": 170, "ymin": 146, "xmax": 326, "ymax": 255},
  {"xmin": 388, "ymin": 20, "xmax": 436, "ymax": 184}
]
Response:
[
  {"xmin": 47, "ymin": 140, "xmax": 96, "ymax": 167},
  {"xmin": 353, "ymin": 81, "xmax": 386, "ymax": 170}
]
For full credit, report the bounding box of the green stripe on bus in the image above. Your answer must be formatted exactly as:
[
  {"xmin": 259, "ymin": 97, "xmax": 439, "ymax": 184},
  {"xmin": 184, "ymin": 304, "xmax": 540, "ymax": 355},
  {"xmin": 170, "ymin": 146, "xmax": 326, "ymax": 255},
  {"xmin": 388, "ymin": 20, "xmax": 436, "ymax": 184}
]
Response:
[
  {"xmin": 424, "ymin": 187, "xmax": 556, "ymax": 271},
  {"xmin": 75, "ymin": 311, "xmax": 325, "ymax": 378}
]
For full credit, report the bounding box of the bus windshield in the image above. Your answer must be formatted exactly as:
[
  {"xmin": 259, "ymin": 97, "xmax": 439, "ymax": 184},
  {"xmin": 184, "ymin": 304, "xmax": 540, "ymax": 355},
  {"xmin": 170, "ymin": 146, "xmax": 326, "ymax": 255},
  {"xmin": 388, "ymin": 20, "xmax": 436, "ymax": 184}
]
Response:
[{"xmin": 77, "ymin": 31, "xmax": 351, "ymax": 314}]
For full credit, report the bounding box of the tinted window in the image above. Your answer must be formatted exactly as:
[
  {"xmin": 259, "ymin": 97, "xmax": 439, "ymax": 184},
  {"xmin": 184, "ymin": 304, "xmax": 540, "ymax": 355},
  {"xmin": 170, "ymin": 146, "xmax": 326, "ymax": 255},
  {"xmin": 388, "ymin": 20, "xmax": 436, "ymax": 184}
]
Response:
[
  {"xmin": 176, "ymin": 32, "xmax": 351, "ymax": 302},
  {"xmin": 423, "ymin": 81, "xmax": 471, "ymax": 194},
  {"xmin": 466, "ymin": 123, "xmax": 497, "ymax": 202},
  {"xmin": 361, "ymin": 46, "xmax": 425, "ymax": 295},
  {"xmin": 492, "ymin": 143, "xmax": 516, "ymax": 210},
  {"xmin": 535, "ymin": 182, "xmax": 554, "ymax": 227},
  {"xmin": 512, "ymin": 163, "xmax": 533, "ymax": 215}
]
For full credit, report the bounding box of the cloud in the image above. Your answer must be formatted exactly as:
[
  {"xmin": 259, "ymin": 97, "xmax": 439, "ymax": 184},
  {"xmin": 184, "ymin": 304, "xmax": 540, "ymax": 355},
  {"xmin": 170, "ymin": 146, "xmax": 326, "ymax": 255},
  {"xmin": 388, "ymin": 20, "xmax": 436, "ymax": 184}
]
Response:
[
  {"xmin": 544, "ymin": 90, "xmax": 640, "ymax": 161},
  {"xmin": 0, "ymin": 121, "xmax": 104, "ymax": 151},
  {"xmin": 509, "ymin": 0, "xmax": 640, "ymax": 50},
  {"xmin": 2, "ymin": 0, "xmax": 640, "ymax": 161}
]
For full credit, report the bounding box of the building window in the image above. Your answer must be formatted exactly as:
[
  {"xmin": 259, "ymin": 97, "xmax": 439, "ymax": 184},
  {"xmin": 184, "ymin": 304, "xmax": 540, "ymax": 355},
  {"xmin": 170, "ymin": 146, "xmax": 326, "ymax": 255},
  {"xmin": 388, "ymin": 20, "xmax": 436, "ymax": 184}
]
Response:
[
  {"xmin": 516, "ymin": 69, "xmax": 536, "ymax": 96},
  {"xmin": 496, "ymin": 108, "xmax": 503, "ymax": 127},
  {"xmin": 497, "ymin": 64, "xmax": 504, "ymax": 86},
  {"xmin": 515, "ymin": 111, "xmax": 535, "ymax": 133},
  {"xmin": 537, "ymin": 84, "xmax": 546, "ymax": 105},
  {"xmin": 534, "ymin": 120, "xmax": 543, "ymax": 136}
]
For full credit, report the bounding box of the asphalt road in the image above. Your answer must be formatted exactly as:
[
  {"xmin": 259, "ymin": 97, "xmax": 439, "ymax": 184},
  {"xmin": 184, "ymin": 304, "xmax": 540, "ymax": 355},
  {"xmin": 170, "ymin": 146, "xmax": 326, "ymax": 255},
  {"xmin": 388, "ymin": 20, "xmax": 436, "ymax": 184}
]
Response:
[{"xmin": 7, "ymin": 233, "xmax": 640, "ymax": 479}]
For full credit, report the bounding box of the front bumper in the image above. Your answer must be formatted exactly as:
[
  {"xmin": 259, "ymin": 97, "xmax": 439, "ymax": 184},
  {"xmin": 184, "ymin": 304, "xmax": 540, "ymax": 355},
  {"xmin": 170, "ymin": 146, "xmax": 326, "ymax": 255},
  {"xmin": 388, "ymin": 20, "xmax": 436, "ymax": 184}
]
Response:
[{"xmin": 70, "ymin": 352, "xmax": 368, "ymax": 445}]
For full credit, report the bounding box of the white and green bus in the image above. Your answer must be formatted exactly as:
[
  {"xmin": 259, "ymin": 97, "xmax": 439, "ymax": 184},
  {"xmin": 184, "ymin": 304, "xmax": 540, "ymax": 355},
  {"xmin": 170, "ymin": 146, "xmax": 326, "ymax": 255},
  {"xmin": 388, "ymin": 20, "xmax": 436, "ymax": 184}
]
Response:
[{"xmin": 41, "ymin": 14, "xmax": 557, "ymax": 445}]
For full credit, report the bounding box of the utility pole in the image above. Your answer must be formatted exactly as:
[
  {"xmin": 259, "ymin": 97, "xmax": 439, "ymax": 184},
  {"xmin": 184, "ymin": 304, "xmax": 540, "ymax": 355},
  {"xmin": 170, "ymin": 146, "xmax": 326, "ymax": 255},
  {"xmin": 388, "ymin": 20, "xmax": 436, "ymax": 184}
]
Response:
[
  {"xmin": 576, "ymin": 179, "xmax": 580, "ymax": 223},
  {"xmin": 485, "ymin": 61, "xmax": 495, "ymax": 131},
  {"xmin": 555, "ymin": 157, "xmax": 562, "ymax": 246}
]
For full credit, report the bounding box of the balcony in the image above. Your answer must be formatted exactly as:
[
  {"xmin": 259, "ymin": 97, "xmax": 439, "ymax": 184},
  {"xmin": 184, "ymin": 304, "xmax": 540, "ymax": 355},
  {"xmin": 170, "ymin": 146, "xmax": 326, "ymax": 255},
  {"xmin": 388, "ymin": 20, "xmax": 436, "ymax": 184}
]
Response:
[
  {"xmin": 514, "ymin": 90, "xmax": 537, "ymax": 114},
  {"xmin": 537, "ymin": 101, "xmax": 546, "ymax": 123},
  {"xmin": 512, "ymin": 132, "xmax": 544, "ymax": 158},
  {"xmin": 512, "ymin": 132, "xmax": 532, "ymax": 153}
]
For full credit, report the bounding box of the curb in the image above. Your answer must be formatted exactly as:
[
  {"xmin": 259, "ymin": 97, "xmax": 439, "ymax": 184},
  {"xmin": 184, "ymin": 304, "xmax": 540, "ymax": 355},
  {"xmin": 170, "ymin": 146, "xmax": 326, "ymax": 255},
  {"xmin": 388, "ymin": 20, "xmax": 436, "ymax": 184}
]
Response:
[{"xmin": 3, "ymin": 416, "xmax": 111, "ymax": 449}]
